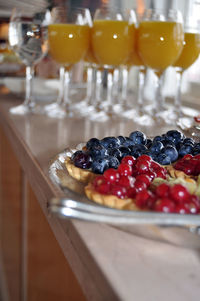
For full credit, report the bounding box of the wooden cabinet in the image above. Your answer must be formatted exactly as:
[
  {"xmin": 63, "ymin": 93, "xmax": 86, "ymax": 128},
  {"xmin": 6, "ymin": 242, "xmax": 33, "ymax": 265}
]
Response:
[{"xmin": 0, "ymin": 127, "xmax": 86, "ymax": 301}]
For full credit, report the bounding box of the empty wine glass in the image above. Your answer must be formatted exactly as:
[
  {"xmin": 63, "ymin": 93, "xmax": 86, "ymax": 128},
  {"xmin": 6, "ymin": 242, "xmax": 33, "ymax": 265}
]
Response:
[
  {"xmin": 8, "ymin": 8, "xmax": 48, "ymax": 114},
  {"xmin": 44, "ymin": 6, "xmax": 91, "ymax": 119}
]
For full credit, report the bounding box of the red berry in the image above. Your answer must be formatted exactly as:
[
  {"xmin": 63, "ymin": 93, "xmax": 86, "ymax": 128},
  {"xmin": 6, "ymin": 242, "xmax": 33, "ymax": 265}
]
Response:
[
  {"xmin": 136, "ymin": 174, "xmax": 151, "ymax": 186},
  {"xmin": 111, "ymin": 186, "xmax": 127, "ymax": 199},
  {"xmin": 170, "ymin": 184, "xmax": 190, "ymax": 204},
  {"xmin": 185, "ymin": 201, "xmax": 199, "ymax": 214},
  {"xmin": 183, "ymin": 154, "xmax": 193, "ymax": 160},
  {"xmin": 150, "ymin": 161, "xmax": 162, "ymax": 171},
  {"xmin": 182, "ymin": 166, "xmax": 195, "ymax": 175},
  {"xmin": 146, "ymin": 192, "xmax": 157, "ymax": 209},
  {"xmin": 175, "ymin": 203, "xmax": 190, "ymax": 214},
  {"xmin": 134, "ymin": 180, "xmax": 147, "ymax": 193},
  {"xmin": 194, "ymin": 161, "xmax": 200, "ymax": 176},
  {"xmin": 93, "ymin": 175, "xmax": 106, "ymax": 188},
  {"xmin": 194, "ymin": 154, "xmax": 200, "ymax": 160},
  {"xmin": 96, "ymin": 182, "xmax": 111, "ymax": 194},
  {"xmin": 190, "ymin": 195, "xmax": 200, "ymax": 208},
  {"xmin": 118, "ymin": 163, "xmax": 132, "ymax": 176},
  {"xmin": 135, "ymin": 190, "xmax": 150, "ymax": 208},
  {"xmin": 145, "ymin": 171, "xmax": 156, "ymax": 180},
  {"xmin": 156, "ymin": 183, "xmax": 170, "ymax": 198},
  {"xmin": 194, "ymin": 115, "xmax": 200, "ymax": 123},
  {"xmin": 118, "ymin": 175, "xmax": 135, "ymax": 188},
  {"xmin": 104, "ymin": 168, "xmax": 120, "ymax": 183},
  {"xmin": 154, "ymin": 198, "xmax": 175, "ymax": 213},
  {"xmin": 137, "ymin": 155, "xmax": 152, "ymax": 162},
  {"xmin": 136, "ymin": 160, "xmax": 150, "ymax": 174},
  {"xmin": 121, "ymin": 156, "xmax": 136, "ymax": 166},
  {"xmin": 154, "ymin": 169, "xmax": 167, "ymax": 179},
  {"xmin": 127, "ymin": 187, "xmax": 136, "ymax": 198}
]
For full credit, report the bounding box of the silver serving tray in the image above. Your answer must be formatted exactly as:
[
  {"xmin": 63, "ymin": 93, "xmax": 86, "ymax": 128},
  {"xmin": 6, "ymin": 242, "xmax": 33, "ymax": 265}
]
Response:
[{"xmin": 48, "ymin": 145, "xmax": 200, "ymax": 249}]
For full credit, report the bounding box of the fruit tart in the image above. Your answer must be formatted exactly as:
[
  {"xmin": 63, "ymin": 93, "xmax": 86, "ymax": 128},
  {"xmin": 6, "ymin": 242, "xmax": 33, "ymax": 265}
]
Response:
[
  {"xmin": 85, "ymin": 155, "xmax": 200, "ymax": 215},
  {"xmin": 65, "ymin": 129, "xmax": 200, "ymax": 184}
]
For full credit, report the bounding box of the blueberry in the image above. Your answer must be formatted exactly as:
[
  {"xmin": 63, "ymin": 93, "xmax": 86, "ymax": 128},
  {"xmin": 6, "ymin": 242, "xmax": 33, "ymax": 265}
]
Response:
[
  {"xmin": 129, "ymin": 145, "xmax": 147, "ymax": 158},
  {"xmin": 165, "ymin": 130, "xmax": 185, "ymax": 145},
  {"xmin": 149, "ymin": 141, "xmax": 164, "ymax": 154},
  {"xmin": 117, "ymin": 136, "xmax": 126, "ymax": 145},
  {"xmin": 155, "ymin": 153, "xmax": 172, "ymax": 165},
  {"xmin": 73, "ymin": 152, "xmax": 92, "ymax": 169},
  {"xmin": 162, "ymin": 140, "xmax": 176, "ymax": 148},
  {"xmin": 162, "ymin": 146, "xmax": 178, "ymax": 163},
  {"xmin": 183, "ymin": 138, "xmax": 195, "ymax": 145},
  {"xmin": 71, "ymin": 150, "xmax": 84, "ymax": 161},
  {"xmin": 146, "ymin": 138, "xmax": 153, "ymax": 148},
  {"xmin": 178, "ymin": 143, "xmax": 193, "ymax": 157},
  {"xmin": 193, "ymin": 143, "xmax": 200, "ymax": 155},
  {"xmin": 86, "ymin": 138, "xmax": 101, "ymax": 149},
  {"xmin": 129, "ymin": 131, "xmax": 147, "ymax": 145},
  {"xmin": 152, "ymin": 135, "xmax": 164, "ymax": 143},
  {"xmin": 106, "ymin": 156, "xmax": 119, "ymax": 169},
  {"xmin": 100, "ymin": 136, "xmax": 120, "ymax": 149},
  {"xmin": 118, "ymin": 146, "xmax": 131, "ymax": 159},
  {"xmin": 91, "ymin": 158, "xmax": 109, "ymax": 174},
  {"xmin": 122, "ymin": 137, "xmax": 135, "ymax": 148},
  {"xmin": 89, "ymin": 144, "xmax": 109, "ymax": 159},
  {"xmin": 108, "ymin": 148, "xmax": 122, "ymax": 160},
  {"xmin": 144, "ymin": 150, "xmax": 157, "ymax": 161}
]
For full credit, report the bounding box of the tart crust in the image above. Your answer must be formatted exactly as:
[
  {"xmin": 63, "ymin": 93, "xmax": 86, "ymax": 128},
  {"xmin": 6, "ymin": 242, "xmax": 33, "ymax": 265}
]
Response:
[
  {"xmin": 85, "ymin": 183, "xmax": 139, "ymax": 211},
  {"xmin": 65, "ymin": 157, "xmax": 95, "ymax": 184},
  {"xmin": 165, "ymin": 165, "xmax": 196, "ymax": 183}
]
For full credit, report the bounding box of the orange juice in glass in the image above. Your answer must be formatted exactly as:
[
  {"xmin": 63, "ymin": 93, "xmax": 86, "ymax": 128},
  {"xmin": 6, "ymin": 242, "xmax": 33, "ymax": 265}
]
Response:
[
  {"xmin": 48, "ymin": 23, "xmax": 90, "ymax": 65},
  {"xmin": 173, "ymin": 32, "xmax": 200, "ymax": 70},
  {"xmin": 44, "ymin": 7, "xmax": 91, "ymax": 119},
  {"xmin": 136, "ymin": 9, "xmax": 184, "ymax": 124},
  {"xmin": 92, "ymin": 20, "xmax": 136, "ymax": 67},
  {"xmin": 138, "ymin": 21, "xmax": 184, "ymax": 72}
]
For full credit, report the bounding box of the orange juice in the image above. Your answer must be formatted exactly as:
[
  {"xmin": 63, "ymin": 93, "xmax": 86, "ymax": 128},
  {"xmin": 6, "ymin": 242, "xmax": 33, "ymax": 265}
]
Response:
[
  {"xmin": 48, "ymin": 24, "xmax": 90, "ymax": 65},
  {"xmin": 91, "ymin": 20, "xmax": 136, "ymax": 66},
  {"xmin": 127, "ymin": 28, "xmax": 143, "ymax": 66},
  {"xmin": 173, "ymin": 32, "xmax": 200, "ymax": 70},
  {"xmin": 138, "ymin": 21, "xmax": 183, "ymax": 71}
]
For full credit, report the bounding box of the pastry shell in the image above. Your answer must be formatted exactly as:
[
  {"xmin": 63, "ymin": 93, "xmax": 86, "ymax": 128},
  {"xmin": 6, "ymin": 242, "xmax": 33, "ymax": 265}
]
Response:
[
  {"xmin": 65, "ymin": 157, "xmax": 95, "ymax": 184},
  {"xmin": 165, "ymin": 165, "xmax": 196, "ymax": 183},
  {"xmin": 85, "ymin": 183, "xmax": 139, "ymax": 211}
]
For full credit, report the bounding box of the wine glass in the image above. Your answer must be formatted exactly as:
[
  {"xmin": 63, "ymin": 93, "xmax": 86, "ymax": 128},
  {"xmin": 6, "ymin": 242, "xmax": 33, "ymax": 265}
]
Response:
[
  {"xmin": 137, "ymin": 8, "xmax": 184, "ymax": 125},
  {"xmin": 44, "ymin": 7, "xmax": 91, "ymax": 119},
  {"xmin": 91, "ymin": 5, "xmax": 136, "ymax": 118},
  {"xmin": 8, "ymin": 8, "xmax": 48, "ymax": 114},
  {"xmin": 173, "ymin": 20, "xmax": 200, "ymax": 121}
]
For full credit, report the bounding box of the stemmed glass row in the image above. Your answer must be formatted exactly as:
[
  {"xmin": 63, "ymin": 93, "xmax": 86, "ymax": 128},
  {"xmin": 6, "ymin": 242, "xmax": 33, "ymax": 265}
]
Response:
[{"xmin": 8, "ymin": 5, "xmax": 200, "ymax": 129}]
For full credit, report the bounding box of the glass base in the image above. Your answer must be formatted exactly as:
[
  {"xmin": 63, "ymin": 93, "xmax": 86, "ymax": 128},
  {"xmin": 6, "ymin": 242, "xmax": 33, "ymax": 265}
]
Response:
[
  {"xmin": 9, "ymin": 103, "xmax": 36, "ymax": 115},
  {"xmin": 46, "ymin": 103, "xmax": 75, "ymax": 119}
]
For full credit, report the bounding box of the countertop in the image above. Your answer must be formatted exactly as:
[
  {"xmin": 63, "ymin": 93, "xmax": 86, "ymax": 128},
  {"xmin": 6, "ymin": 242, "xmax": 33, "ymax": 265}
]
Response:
[{"xmin": 1, "ymin": 90, "xmax": 200, "ymax": 301}]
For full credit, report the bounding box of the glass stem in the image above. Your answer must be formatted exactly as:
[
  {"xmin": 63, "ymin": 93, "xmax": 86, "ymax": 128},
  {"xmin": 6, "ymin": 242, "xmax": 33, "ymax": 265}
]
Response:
[
  {"xmin": 95, "ymin": 68, "xmax": 102, "ymax": 111},
  {"xmin": 24, "ymin": 65, "xmax": 34, "ymax": 106},
  {"xmin": 113, "ymin": 68, "xmax": 120, "ymax": 99},
  {"xmin": 106, "ymin": 69, "xmax": 114, "ymax": 114},
  {"xmin": 137, "ymin": 67, "xmax": 145, "ymax": 114},
  {"xmin": 121, "ymin": 66, "xmax": 129, "ymax": 109},
  {"xmin": 174, "ymin": 70, "xmax": 183, "ymax": 118},
  {"xmin": 63, "ymin": 69, "xmax": 70, "ymax": 110},
  {"xmin": 154, "ymin": 72, "xmax": 164, "ymax": 115},
  {"xmin": 86, "ymin": 65, "xmax": 93, "ymax": 103},
  {"xmin": 57, "ymin": 66, "xmax": 65, "ymax": 105}
]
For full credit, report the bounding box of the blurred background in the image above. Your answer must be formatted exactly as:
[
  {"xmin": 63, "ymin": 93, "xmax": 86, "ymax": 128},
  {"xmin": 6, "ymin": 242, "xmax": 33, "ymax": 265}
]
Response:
[{"xmin": 0, "ymin": 0, "xmax": 200, "ymax": 105}]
